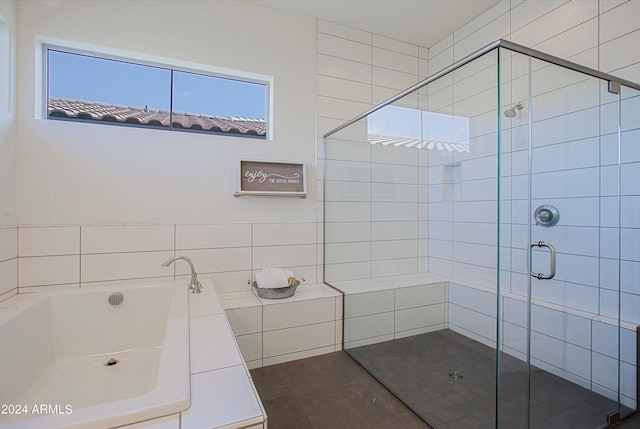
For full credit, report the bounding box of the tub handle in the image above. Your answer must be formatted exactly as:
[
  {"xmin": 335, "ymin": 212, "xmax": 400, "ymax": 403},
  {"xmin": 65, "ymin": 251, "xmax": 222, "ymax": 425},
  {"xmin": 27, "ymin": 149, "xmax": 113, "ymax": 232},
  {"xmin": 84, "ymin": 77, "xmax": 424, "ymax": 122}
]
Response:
[{"xmin": 530, "ymin": 241, "xmax": 556, "ymax": 280}]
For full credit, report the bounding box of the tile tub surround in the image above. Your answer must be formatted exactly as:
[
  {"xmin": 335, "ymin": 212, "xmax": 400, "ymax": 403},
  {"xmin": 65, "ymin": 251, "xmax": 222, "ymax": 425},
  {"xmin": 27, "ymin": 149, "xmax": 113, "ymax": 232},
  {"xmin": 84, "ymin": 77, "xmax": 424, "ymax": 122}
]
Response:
[
  {"xmin": 0, "ymin": 278, "xmax": 266, "ymax": 429},
  {"xmin": 118, "ymin": 278, "xmax": 267, "ymax": 429},
  {"xmin": 220, "ymin": 282, "xmax": 343, "ymax": 369},
  {"xmin": 12, "ymin": 223, "xmax": 320, "ymax": 295}
]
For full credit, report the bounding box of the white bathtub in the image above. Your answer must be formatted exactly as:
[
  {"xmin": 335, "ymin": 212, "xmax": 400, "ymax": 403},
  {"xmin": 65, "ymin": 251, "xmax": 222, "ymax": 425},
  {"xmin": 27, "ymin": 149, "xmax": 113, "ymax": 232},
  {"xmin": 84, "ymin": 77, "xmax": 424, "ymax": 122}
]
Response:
[{"xmin": 0, "ymin": 281, "xmax": 190, "ymax": 429}]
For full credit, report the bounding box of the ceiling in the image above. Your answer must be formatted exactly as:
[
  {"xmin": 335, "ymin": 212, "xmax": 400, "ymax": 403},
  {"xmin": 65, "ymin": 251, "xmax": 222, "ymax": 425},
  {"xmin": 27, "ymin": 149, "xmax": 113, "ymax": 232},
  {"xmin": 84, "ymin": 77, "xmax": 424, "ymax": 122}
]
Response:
[{"xmin": 259, "ymin": 0, "xmax": 500, "ymax": 48}]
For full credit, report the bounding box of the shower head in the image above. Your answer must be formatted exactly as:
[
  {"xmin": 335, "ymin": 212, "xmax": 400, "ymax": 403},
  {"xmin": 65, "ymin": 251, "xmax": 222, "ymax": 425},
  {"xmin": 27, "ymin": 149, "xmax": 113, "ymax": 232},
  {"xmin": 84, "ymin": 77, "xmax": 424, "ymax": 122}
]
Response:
[
  {"xmin": 504, "ymin": 101, "xmax": 525, "ymax": 118},
  {"xmin": 504, "ymin": 108, "xmax": 517, "ymax": 118}
]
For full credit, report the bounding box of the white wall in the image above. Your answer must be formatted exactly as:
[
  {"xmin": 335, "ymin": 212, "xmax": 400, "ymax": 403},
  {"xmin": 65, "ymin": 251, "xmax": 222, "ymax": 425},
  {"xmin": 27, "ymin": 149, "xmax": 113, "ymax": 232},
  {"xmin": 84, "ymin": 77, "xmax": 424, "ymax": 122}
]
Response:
[
  {"xmin": 0, "ymin": 0, "xmax": 16, "ymax": 225},
  {"xmin": 0, "ymin": 0, "xmax": 17, "ymax": 302},
  {"xmin": 15, "ymin": 0, "xmax": 317, "ymax": 225}
]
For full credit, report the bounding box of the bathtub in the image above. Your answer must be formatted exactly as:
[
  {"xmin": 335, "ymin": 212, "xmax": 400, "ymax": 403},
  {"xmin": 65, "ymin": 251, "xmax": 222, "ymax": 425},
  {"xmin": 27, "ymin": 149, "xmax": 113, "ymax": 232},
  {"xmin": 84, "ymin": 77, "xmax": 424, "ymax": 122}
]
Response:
[{"xmin": 0, "ymin": 281, "xmax": 190, "ymax": 429}]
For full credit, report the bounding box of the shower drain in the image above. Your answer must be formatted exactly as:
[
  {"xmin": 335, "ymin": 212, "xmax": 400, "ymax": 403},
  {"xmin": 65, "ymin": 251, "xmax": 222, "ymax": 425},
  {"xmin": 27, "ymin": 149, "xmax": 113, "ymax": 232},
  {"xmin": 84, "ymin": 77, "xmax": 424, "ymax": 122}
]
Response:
[
  {"xmin": 448, "ymin": 371, "xmax": 463, "ymax": 381},
  {"xmin": 105, "ymin": 357, "xmax": 120, "ymax": 367}
]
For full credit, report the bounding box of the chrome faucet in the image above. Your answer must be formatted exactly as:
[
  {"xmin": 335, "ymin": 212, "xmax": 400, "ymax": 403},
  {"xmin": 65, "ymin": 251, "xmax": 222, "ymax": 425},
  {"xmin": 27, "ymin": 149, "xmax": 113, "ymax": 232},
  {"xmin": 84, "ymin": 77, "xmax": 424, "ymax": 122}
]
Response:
[{"xmin": 161, "ymin": 256, "xmax": 202, "ymax": 293}]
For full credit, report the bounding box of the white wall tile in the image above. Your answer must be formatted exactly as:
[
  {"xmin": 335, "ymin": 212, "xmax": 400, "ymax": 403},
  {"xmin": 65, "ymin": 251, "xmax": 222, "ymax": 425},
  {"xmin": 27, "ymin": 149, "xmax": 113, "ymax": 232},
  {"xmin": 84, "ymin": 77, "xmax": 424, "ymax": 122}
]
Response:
[
  {"xmin": 395, "ymin": 303, "xmax": 445, "ymax": 332},
  {"xmin": 175, "ymin": 224, "xmax": 251, "ymax": 250},
  {"xmin": 448, "ymin": 303, "xmax": 496, "ymax": 342},
  {"xmin": 371, "ymin": 257, "xmax": 417, "ymax": 277},
  {"xmin": 317, "ymin": 33, "xmax": 371, "ymax": 64},
  {"xmin": 599, "ymin": 0, "xmax": 627, "ymax": 14},
  {"xmin": 225, "ymin": 307, "xmax": 262, "ymax": 336},
  {"xmin": 172, "ymin": 247, "xmax": 251, "ymax": 275},
  {"xmin": 449, "ymin": 282, "xmax": 496, "ymax": 317},
  {"xmin": 0, "ymin": 227, "xmax": 17, "ymax": 262},
  {"xmin": 372, "ymin": 47, "xmax": 419, "ymax": 75},
  {"xmin": 18, "ymin": 226, "xmax": 79, "ymax": 257},
  {"xmin": 235, "ymin": 333, "xmax": 263, "ymax": 363},
  {"xmin": 532, "ymin": 168, "xmax": 600, "ymax": 199},
  {"xmin": 324, "ymin": 180, "xmax": 370, "ymax": 202},
  {"xmin": 344, "ymin": 311, "xmax": 394, "ymax": 343},
  {"xmin": 81, "ymin": 225, "xmax": 174, "ymax": 254},
  {"xmin": 371, "ymin": 239, "xmax": 417, "ymax": 261},
  {"xmin": 318, "ymin": 54, "xmax": 372, "ymax": 84},
  {"xmin": 263, "ymin": 298, "xmax": 335, "ymax": 331},
  {"xmin": 372, "ymin": 163, "xmax": 418, "ymax": 184},
  {"xmin": 19, "ymin": 255, "xmax": 79, "ymax": 287},
  {"xmin": 600, "ymin": 29, "xmax": 640, "ymax": 73},
  {"xmin": 373, "ymin": 34, "xmax": 419, "ymax": 57},
  {"xmin": 324, "ymin": 261, "xmax": 371, "ymax": 283},
  {"xmin": 531, "ymin": 305, "xmax": 590, "ymax": 348},
  {"xmin": 325, "ymin": 136, "xmax": 371, "ymax": 161},
  {"xmin": 600, "ymin": 0, "xmax": 640, "ymax": 43},
  {"xmin": 252, "ymin": 222, "xmax": 316, "ymax": 247},
  {"xmin": 0, "ymin": 258, "xmax": 17, "ymax": 297},
  {"xmin": 395, "ymin": 283, "xmax": 446, "ymax": 310},
  {"xmin": 208, "ymin": 271, "xmax": 254, "ymax": 294},
  {"xmin": 371, "ymin": 183, "xmax": 417, "ymax": 203},
  {"xmin": 452, "ymin": 262, "xmax": 497, "ymax": 289},
  {"xmin": 324, "ymin": 242, "xmax": 370, "ymax": 264},
  {"xmin": 318, "ymin": 74, "xmax": 371, "ymax": 104},
  {"xmin": 252, "ymin": 244, "xmax": 316, "ymax": 270},
  {"xmin": 454, "ymin": 12, "xmax": 510, "ymax": 62},
  {"xmin": 532, "ymin": 138, "xmax": 600, "ymax": 173},
  {"xmin": 262, "ymin": 321, "xmax": 335, "ymax": 358},
  {"xmin": 372, "ymin": 221, "xmax": 417, "ymax": 241},
  {"xmin": 371, "ymin": 145, "xmax": 418, "ymax": 167},
  {"xmin": 81, "ymin": 251, "xmax": 173, "ymax": 283},
  {"xmin": 536, "ymin": 18, "xmax": 598, "ymax": 63},
  {"xmin": 325, "ymin": 221, "xmax": 371, "ymax": 243},
  {"xmin": 510, "ymin": 0, "xmax": 568, "ymax": 32},
  {"xmin": 512, "ymin": 0, "xmax": 597, "ymax": 48},
  {"xmin": 372, "ymin": 202, "xmax": 417, "ymax": 222},
  {"xmin": 531, "ymin": 331, "xmax": 591, "ymax": 380},
  {"xmin": 453, "ymin": 222, "xmax": 496, "ymax": 245},
  {"xmin": 325, "ymin": 159, "xmax": 371, "ymax": 182},
  {"xmin": 317, "ymin": 95, "xmax": 371, "ymax": 122},
  {"xmin": 344, "ymin": 289, "xmax": 394, "ymax": 318},
  {"xmin": 531, "ymin": 107, "xmax": 600, "ymax": 147}
]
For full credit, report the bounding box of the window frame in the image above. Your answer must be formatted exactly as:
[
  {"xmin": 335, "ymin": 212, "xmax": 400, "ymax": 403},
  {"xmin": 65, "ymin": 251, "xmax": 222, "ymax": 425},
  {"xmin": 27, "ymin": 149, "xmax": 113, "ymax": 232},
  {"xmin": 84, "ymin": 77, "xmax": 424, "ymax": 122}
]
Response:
[{"xmin": 39, "ymin": 37, "xmax": 273, "ymax": 140}]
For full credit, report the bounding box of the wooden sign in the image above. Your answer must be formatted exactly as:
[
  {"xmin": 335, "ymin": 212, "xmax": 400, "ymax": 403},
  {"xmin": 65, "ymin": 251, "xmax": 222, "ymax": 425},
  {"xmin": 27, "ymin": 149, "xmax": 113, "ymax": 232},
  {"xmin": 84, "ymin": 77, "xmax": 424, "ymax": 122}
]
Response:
[{"xmin": 235, "ymin": 160, "xmax": 306, "ymax": 197}]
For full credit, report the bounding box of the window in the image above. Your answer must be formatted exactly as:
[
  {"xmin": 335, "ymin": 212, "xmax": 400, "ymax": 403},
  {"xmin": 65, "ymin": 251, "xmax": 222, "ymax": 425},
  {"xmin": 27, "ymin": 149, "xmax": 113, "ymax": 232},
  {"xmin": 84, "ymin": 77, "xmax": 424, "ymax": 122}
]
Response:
[{"xmin": 45, "ymin": 47, "xmax": 269, "ymax": 139}]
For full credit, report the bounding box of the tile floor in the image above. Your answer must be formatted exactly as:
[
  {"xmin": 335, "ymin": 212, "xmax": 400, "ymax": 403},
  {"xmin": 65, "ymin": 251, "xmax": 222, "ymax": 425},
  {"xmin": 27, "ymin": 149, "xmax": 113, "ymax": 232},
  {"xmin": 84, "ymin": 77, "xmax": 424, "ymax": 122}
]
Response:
[
  {"xmin": 251, "ymin": 339, "xmax": 640, "ymax": 429},
  {"xmin": 347, "ymin": 330, "xmax": 637, "ymax": 429},
  {"xmin": 250, "ymin": 352, "xmax": 431, "ymax": 428}
]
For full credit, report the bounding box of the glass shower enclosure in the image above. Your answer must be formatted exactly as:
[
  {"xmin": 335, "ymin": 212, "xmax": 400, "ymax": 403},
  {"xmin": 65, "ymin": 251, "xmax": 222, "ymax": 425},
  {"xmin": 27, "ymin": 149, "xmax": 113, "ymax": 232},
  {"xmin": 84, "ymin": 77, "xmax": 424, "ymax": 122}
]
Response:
[{"xmin": 323, "ymin": 40, "xmax": 639, "ymax": 428}]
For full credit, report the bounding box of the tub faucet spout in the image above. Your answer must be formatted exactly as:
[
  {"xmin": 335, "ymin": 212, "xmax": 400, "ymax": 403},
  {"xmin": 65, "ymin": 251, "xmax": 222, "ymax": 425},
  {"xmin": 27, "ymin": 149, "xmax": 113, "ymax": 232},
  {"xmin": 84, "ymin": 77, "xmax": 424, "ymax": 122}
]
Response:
[{"xmin": 161, "ymin": 256, "xmax": 202, "ymax": 293}]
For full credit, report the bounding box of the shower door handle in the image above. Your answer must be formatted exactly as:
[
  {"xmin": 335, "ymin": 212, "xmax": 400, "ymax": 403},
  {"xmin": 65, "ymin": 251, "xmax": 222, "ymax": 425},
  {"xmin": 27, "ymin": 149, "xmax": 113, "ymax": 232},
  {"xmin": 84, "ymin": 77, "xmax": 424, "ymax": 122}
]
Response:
[{"xmin": 530, "ymin": 241, "xmax": 556, "ymax": 280}]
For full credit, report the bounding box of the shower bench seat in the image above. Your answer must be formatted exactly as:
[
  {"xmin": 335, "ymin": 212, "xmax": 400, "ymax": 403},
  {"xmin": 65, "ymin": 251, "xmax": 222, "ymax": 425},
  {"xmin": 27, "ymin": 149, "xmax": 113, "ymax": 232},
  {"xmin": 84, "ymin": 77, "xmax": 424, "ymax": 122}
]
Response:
[
  {"xmin": 329, "ymin": 273, "xmax": 450, "ymax": 349},
  {"xmin": 219, "ymin": 282, "xmax": 343, "ymax": 369}
]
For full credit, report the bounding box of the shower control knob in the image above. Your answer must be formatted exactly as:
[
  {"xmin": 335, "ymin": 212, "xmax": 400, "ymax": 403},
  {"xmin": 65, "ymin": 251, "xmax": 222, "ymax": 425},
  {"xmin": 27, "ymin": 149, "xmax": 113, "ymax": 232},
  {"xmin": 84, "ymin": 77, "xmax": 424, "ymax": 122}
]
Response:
[{"xmin": 534, "ymin": 205, "xmax": 559, "ymax": 227}]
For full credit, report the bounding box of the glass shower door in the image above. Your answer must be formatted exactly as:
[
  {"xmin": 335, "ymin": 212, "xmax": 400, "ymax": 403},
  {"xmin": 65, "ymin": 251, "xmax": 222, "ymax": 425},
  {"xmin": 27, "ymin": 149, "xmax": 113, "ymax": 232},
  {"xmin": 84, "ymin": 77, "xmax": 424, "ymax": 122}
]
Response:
[{"xmin": 525, "ymin": 58, "xmax": 623, "ymax": 428}]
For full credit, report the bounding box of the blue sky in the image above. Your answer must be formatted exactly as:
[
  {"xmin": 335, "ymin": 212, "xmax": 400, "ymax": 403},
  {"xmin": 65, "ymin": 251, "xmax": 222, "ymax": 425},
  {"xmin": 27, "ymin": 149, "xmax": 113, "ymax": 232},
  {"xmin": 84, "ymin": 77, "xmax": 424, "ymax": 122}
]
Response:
[{"xmin": 48, "ymin": 50, "xmax": 267, "ymax": 119}]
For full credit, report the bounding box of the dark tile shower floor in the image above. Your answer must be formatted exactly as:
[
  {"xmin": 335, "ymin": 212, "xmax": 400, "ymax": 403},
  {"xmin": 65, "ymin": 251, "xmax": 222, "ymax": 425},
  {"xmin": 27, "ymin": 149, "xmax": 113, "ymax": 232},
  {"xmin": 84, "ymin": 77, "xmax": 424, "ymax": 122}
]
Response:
[
  {"xmin": 251, "ymin": 351, "xmax": 431, "ymax": 428},
  {"xmin": 347, "ymin": 329, "xmax": 633, "ymax": 429},
  {"xmin": 251, "ymin": 347, "xmax": 640, "ymax": 429}
]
